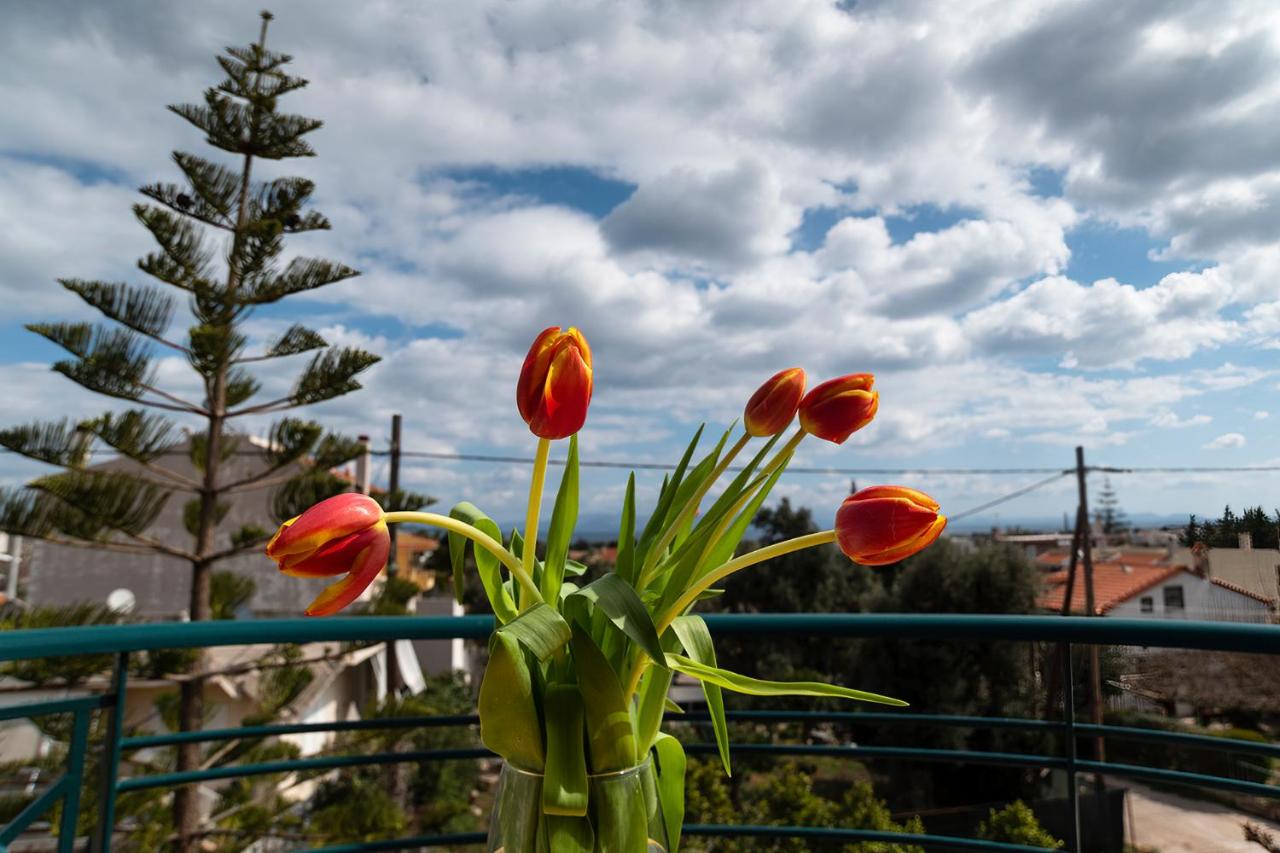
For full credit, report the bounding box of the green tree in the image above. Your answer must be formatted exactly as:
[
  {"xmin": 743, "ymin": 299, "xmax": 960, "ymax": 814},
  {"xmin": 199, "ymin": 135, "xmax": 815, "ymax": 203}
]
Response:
[
  {"xmin": 1183, "ymin": 505, "xmax": 1280, "ymax": 549},
  {"xmin": 977, "ymin": 800, "xmax": 1063, "ymax": 849},
  {"xmin": 210, "ymin": 570, "xmax": 256, "ymax": 620},
  {"xmin": 0, "ymin": 13, "xmax": 378, "ymax": 848},
  {"xmin": 857, "ymin": 540, "xmax": 1046, "ymax": 809},
  {"xmin": 1093, "ymin": 477, "xmax": 1129, "ymax": 538}
]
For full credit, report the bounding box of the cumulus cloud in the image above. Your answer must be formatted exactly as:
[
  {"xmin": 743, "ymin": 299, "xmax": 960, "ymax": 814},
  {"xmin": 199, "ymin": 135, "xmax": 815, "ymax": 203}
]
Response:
[
  {"xmin": 963, "ymin": 270, "xmax": 1237, "ymax": 368},
  {"xmin": 601, "ymin": 160, "xmax": 793, "ymax": 270},
  {"xmin": 1150, "ymin": 411, "xmax": 1212, "ymax": 429},
  {"xmin": 1204, "ymin": 432, "xmax": 1246, "ymax": 449}
]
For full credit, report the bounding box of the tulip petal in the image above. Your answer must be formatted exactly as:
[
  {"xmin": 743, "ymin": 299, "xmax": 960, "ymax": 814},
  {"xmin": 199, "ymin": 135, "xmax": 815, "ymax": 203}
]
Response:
[
  {"xmin": 836, "ymin": 496, "xmax": 939, "ymax": 558},
  {"xmin": 304, "ymin": 523, "xmax": 391, "ymax": 616},
  {"xmin": 850, "ymin": 485, "xmax": 940, "ymax": 513},
  {"xmin": 532, "ymin": 341, "xmax": 593, "ymax": 439},
  {"xmin": 517, "ymin": 326, "xmax": 562, "ymax": 423},
  {"xmin": 266, "ymin": 493, "xmax": 383, "ymax": 562},
  {"xmin": 279, "ymin": 529, "xmax": 368, "ymax": 578},
  {"xmin": 744, "ymin": 368, "xmax": 806, "ymax": 437},
  {"xmin": 854, "ymin": 515, "xmax": 948, "ymax": 566}
]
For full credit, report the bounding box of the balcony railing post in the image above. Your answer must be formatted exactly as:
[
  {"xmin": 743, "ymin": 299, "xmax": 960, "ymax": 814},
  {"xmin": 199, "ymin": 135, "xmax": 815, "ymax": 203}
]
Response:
[
  {"xmin": 92, "ymin": 652, "xmax": 129, "ymax": 853},
  {"xmin": 59, "ymin": 708, "xmax": 92, "ymax": 853},
  {"xmin": 1061, "ymin": 642, "xmax": 1080, "ymax": 853}
]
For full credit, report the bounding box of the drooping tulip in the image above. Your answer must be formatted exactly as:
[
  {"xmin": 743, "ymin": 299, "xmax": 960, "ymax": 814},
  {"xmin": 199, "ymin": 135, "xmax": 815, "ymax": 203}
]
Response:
[
  {"xmin": 798, "ymin": 373, "xmax": 879, "ymax": 444},
  {"xmin": 744, "ymin": 368, "xmax": 806, "ymax": 437},
  {"xmin": 516, "ymin": 326, "xmax": 593, "ymax": 440},
  {"xmin": 266, "ymin": 493, "xmax": 390, "ymax": 616},
  {"xmin": 835, "ymin": 485, "xmax": 946, "ymax": 566}
]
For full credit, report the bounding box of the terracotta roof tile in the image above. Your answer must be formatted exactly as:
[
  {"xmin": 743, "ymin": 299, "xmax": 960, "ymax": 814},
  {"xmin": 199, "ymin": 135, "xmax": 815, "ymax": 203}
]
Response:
[{"xmin": 1038, "ymin": 562, "xmax": 1184, "ymax": 615}]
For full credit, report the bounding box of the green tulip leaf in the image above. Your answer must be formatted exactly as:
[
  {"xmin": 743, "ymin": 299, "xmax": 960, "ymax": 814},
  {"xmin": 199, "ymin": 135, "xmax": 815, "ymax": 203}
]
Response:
[
  {"xmin": 570, "ymin": 625, "xmax": 637, "ymax": 772},
  {"xmin": 447, "ymin": 501, "xmax": 517, "ymax": 623},
  {"xmin": 479, "ymin": 632, "xmax": 544, "ymax": 771},
  {"xmin": 633, "ymin": 664, "xmax": 673, "ymax": 754},
  {"xmin": 665, "ymin": 652, "xmax": 909, "ymax": 705},
  {"xmin": 670, "ymin": 615, "xmax": 730, "ymax": 775},
  {"xmin": 614, "ymin": 473, "xmax": 638, "ymax": 585},
  {"xmin": 663, "ymin": 697, "xmax": 684, "ymax": 715},
  {"xmin": 544, "ymin": 815, "xmax": 594, "ymax": 853},
  {"xmin": 636, "ymin": 425, "xmax": 703, "ymax": 568},
  {"xmin": 653, "ymin": 733, "xmax": 687, "ymax": 852},
  {"xmin": 542, "ymin": 683, "xmax": 589, "ymax": 817},
  {"xmin": 497, "ymin": 602, "xmax": 572, "ymax": 662},
  {"xmin": 564, "ymin": 575, "xmax": 666, "ymax": 668}
]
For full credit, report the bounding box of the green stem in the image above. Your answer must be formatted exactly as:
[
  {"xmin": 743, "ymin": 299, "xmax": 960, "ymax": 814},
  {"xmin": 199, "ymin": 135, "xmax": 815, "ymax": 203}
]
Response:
[
  {"xmin": 521, "ymin": 438, "xmax": 552, "ymax": 610},
  {"xmin": 637, "ymin": 431, "xmax": 752, "ymax": 589},
  {"xmin": 624, "ymin": 528, "xmax": 837, "ymax": 700},
  {"xmin": 382, "ymin": 511, "xmax": 544, "ymax": 607}
]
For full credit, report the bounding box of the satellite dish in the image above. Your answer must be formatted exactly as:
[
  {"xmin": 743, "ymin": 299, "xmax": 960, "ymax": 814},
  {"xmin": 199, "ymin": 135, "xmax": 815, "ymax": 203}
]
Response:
[{"xmin": 107, "ymin": 588, "xmax": 136, "ymax": 615}]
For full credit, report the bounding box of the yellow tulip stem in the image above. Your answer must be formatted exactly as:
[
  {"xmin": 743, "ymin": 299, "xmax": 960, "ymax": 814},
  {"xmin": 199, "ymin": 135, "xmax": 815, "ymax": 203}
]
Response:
[
  {"xmin": 763, "ymin": 426, "xmax": 806, "ymax": 477},
  {"xmin": 636, "ymin": 431, "xmax": 752, "ymax": 590},
  {"xmin": 659, "ymin": 529, "xmax": 836, "ymax": 635},
  {"xmin": 382, "ymin": 512, "xmax": 544, "ymax": 607},
  {"xmin": 625, "ymin": 528, "xmax": 838, "ymax": 701},
  {"xmin": 520, "ymin": 437, "xmax": 552, "ymax": 611}
]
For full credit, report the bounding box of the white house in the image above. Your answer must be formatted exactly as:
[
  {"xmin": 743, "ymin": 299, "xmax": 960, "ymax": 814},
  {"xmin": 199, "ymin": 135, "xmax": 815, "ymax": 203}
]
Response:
[{"xmin": 1039, "ymin": 559, "xmax": 1274, "ymax": 622}]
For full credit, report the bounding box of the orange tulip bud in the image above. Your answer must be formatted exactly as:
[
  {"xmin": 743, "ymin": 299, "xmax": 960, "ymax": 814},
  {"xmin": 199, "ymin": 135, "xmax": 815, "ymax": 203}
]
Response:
[
  {"xmin": 266, "ymin": 493, "xmax": 390, "ymax": 616},
  {"xmin": 798, "ymin": 373, "xmax": 878, "ymax": 444},
  {"xmin": 516, "ymin": 326, "xmax": 593, "ymax": 440},
  {"xmin": 835, "ymin": 485, "xmax": 946, "ymax": 566},
  {"xmin": 744, "ymin": 368, "xmax": 806, "ymax": 437}
]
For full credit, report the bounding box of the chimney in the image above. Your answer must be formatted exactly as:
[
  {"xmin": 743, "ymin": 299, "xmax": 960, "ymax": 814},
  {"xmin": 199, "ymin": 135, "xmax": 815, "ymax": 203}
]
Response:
[
  {"xmin": 1191, "ymin": 542, "xmax": 1211, "ymax": 578},
  {"xmin": 1239, "ymin": 532, "xmax": 1253, "ymax": 551},
  {"xmin": 355, "ymin": 435, "xmax": 371, "ymax": 495}
]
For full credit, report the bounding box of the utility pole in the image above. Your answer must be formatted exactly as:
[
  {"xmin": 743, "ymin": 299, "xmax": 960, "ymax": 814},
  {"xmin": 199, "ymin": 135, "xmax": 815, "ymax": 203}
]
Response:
[
  {"xmin": 385, "ymin": 414, "xmax": 403, "ymax": 695},
  {"xmin": 1075, "ymin": 445, "xmax": 1107, "ymax": 831}
]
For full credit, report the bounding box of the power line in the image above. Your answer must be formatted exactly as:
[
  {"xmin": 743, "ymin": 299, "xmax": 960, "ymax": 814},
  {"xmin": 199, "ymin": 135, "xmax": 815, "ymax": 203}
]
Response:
[
  {"xmin": 7, "ymin": 444, "xmax": 1280, "ymax": 477},
  {"xmin": 948, "ymin": 473, "xmax": 1073, "ymax": 522}
]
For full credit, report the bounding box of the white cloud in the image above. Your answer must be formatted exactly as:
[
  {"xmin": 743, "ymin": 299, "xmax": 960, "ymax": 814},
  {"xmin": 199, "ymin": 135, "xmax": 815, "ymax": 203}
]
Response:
[
  {"xmin": 1151, "ymin": 411, "xmax": 1212, "ymax": 429},
  {"xmin": 1204, "ymin": 432, "xmax": 1246, "ymax": 450},
  {"xmin": 601, "ymin": 160, "xmax": 793, "ymax": 270},
  {"xmin": 963, "ymin": 270, "xmax": 1238, "ymax": 368}
]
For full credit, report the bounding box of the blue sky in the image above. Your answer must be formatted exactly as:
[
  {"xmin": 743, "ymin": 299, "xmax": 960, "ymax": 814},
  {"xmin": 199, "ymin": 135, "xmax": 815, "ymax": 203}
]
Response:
[{"xmin": 2, "ymin": 0, "xmax": 1279, "ymax": 532}]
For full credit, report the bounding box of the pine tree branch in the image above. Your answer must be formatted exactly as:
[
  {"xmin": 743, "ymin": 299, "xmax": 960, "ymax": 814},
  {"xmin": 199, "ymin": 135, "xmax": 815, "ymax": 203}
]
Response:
[
  {"xmin": 137, "ymin": 383, "xmax": 209, "ymax": 416},
  {"xmin": 58, "ymin": 279, "xmax": 187, "ymax": 354},
  {"xmin": 206, "ymin": 535, "xmax": 272, "ymax": 563},
  {"xmin": 39, "ymin": 533, "xmax": 164, "ymax": 556},
  {"xmin": 132, "ymin": 461, "xmax": 201, "ymax": 492},
  {"xmin": 222, "ymin": 469, "xmax": 298, "ymax": 494}
]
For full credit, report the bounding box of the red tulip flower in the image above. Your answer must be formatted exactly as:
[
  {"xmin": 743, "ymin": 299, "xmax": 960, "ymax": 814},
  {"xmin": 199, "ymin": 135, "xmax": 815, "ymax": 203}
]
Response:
[
  {"xmin": 517, "ymin": 326, "xmax": 593, "ymax": 440},
  {"xmin": 266, "ymin": 493, "xmax": 390, "ymax": 616},
  {"xmin": 835, "ymin": 485, "xmax": 946, "ymax": 566},
  {"xmin": 744, "ymin": 368, "xmax": 806, "ymax": 437},
  {"xmin": 798, "ymin": 373, "xmax": 879, "ymax": 444}
]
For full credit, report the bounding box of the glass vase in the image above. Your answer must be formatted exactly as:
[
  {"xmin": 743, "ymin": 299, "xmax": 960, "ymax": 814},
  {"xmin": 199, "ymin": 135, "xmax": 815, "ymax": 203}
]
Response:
[{"xmin": 486, "ymin": 759, "xmax": 669, "ymax": 853}]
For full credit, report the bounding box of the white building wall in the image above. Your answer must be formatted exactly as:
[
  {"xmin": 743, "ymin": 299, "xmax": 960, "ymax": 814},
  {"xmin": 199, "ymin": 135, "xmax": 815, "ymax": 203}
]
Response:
[{"xmin": 1107, "ymin": 571, "xmax": 1271, "ymax": 623}]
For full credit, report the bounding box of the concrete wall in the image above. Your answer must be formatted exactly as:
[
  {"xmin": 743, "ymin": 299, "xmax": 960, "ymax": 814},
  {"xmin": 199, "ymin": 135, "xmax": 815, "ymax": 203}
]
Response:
[{"xmin": 25, "ymin": 438, "xmax": 353, "ymax": 618}]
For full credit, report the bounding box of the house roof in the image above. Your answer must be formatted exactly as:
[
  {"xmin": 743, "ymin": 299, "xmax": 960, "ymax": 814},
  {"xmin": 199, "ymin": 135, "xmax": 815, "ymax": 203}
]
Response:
[
  {"xmin": 1039, "ymin": 562, "xmax": 1184, "ymax": 615},
  {"xmin": 1038, "ymin": 561, "xmax": 1275, "ymax": 614}
]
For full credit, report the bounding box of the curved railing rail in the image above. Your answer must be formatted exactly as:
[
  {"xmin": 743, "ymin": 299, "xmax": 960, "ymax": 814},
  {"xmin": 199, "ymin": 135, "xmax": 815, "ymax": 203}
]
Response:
[{"xmin": 1, "ymin": 614, "xmax": 1277, "ymax": 852}]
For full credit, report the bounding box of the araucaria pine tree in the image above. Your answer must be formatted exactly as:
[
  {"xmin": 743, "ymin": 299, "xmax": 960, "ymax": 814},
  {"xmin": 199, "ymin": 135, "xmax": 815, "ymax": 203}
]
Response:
[{"xmin": 0, "ymin": 12, "xmax": 377, "ymax": 848}]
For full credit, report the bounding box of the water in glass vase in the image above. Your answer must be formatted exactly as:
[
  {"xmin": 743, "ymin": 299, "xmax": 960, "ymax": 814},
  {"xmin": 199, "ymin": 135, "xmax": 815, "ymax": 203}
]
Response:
[{"xmin": 487, "ymin": 759, "xmax": 668, "ymax": 852}]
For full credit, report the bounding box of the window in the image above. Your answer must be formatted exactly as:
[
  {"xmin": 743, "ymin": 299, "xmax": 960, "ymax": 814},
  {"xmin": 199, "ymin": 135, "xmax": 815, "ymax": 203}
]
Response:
[
  {"xmin": 1163, "ymin": 585, "xmax": 1185, "ymax": 610},
  {"xmin": 1140, "ymin": 597, "xmax": 1153, "ymax": 613}
]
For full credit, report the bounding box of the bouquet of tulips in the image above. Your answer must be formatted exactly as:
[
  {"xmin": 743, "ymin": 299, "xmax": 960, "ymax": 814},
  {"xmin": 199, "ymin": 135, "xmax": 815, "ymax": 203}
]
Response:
[{"xmin": 267, "ymin": 327, "xmax": 946, "ymax": 852}]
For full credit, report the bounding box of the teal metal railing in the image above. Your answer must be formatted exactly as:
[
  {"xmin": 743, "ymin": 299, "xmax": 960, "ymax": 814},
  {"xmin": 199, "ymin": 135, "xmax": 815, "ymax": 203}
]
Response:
[{"xmin": 1, "ymin": 614, "xmax": 1278, "ymax": 852}]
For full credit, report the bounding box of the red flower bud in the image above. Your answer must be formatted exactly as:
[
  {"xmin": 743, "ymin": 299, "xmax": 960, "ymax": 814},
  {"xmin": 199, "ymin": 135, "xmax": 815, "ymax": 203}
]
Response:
[
  {"xmin": 516, "ymin": 326, "xmax": 593, "ymax": 440},
  {"xmin": 744, "ymin": 368, "xmax": 806, "ymax": 437},
  {"xmin": 835, "ymin": 485, "xmax": 946, "ymax": 566},
  {"xmin": 266, "ymin": 493, "xmax": 390, "ymax": 616},
  {"xmin": 798, "ymin": 374, "xmax": 878, "ymax": 444}
]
